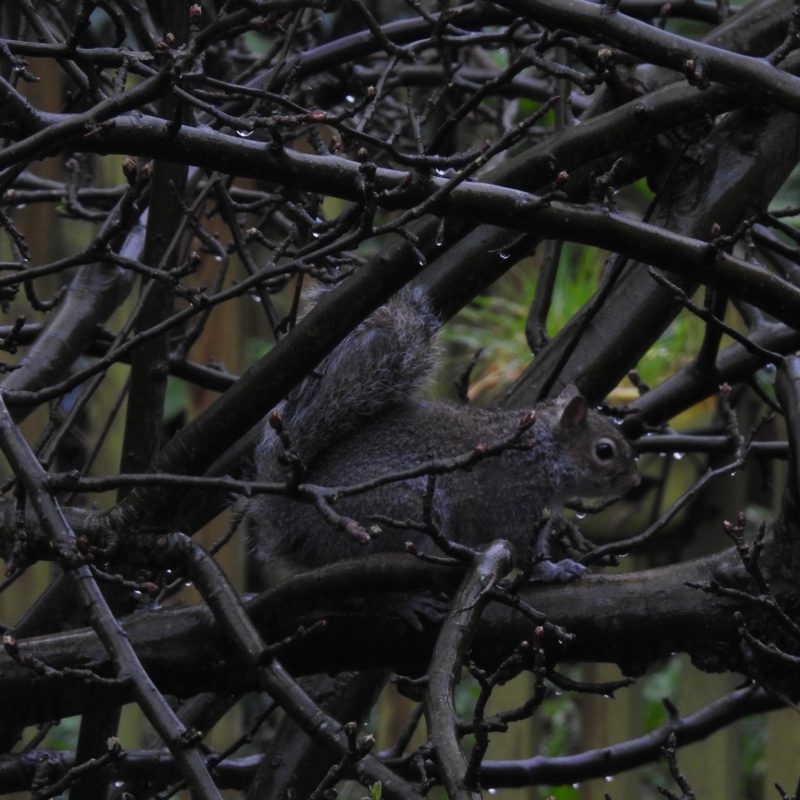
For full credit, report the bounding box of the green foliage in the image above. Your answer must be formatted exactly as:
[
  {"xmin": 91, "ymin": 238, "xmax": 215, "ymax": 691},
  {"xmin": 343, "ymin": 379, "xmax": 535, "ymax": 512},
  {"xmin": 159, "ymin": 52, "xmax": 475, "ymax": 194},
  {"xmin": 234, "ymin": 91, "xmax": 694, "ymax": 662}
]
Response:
[
  {"xmin": 443, "ymin": 289, "xmax": 532, "ymax": 399},
  {"xmin": 539, "ymin": 691, "xmax": 579, "ymax": 757},
  {"xmin": 641, "ymin": 658, "xmax": 683, "ymax": 731},
  {"xmin": 740, "ymin": 715, "xmax": 767, "ymax": 794},
  {"xmin": 534, "ymin": 689, "xmax": 581, "ymax": 799},
  {"xmin": 362, "ymin": 781, "xmax": 382, "ymax": 800},
  {"xmin": 635, "ymin": 312, "xmax": 704, "ymax": 388},
  {"xmin": 442, "ymin": 244, "xmax": 706, "ymax": 401},
  {"xmin": 164, "ymin": 376, "xmax": 188, "ymax": 421},
  {"xmin": 42, "ymin": 715, "xmax": 81, "ymax": 751},
  {"xmin": 245, "ymin": 31, "xmax": 272, "ymax": 55},
  {"xmin": 246, "ymin": 335, "xmax": 272, "ymax": 364},
  {"xmin": 540, "ymin": 782, "xmax": 579, "ymax": 800},
  {"xmin": 441, "ymin": 246, "xmax": 600, "ymax": 400}
]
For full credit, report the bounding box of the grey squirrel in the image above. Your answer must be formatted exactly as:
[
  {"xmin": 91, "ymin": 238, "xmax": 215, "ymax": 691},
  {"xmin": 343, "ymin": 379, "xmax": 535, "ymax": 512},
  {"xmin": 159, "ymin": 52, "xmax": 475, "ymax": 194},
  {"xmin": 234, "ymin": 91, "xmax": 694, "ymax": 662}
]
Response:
[{"xmin": 248, "ymin": 287, "xmax": 639, "ymax": 582}]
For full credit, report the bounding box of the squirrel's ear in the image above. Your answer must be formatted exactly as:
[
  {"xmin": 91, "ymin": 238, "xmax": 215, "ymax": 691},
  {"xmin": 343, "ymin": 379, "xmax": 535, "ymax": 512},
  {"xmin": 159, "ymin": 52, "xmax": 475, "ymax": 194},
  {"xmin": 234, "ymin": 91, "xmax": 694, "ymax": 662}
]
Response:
[
  {"xmin": 558, "ymin": 386, "xmax": 588, "ymax": 427},
  {"xmin": 557, "ymin": 385, "xmax": 581, "ymax": 402}
]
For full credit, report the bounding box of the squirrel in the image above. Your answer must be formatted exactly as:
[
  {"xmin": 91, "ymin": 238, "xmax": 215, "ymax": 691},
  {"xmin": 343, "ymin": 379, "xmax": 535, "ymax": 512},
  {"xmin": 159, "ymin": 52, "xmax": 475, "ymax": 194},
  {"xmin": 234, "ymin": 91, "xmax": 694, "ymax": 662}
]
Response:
[{"xmin": 247, "ymin": 287, "xmax": 640, "ymax": 583}]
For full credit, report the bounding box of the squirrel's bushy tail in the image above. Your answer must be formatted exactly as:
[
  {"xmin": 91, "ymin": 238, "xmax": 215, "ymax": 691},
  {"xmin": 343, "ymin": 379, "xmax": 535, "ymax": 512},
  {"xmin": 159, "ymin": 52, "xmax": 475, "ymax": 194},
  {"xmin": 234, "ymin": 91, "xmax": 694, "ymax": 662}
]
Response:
[{"xmin": 257, "ymin": 286, "xmax": 440, "ymax": 470}]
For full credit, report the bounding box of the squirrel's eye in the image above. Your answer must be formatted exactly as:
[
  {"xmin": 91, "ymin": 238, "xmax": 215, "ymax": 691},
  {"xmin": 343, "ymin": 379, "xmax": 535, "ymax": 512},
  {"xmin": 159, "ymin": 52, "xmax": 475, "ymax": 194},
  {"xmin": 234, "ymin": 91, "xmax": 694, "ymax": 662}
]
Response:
[{"xmin": 595, "ymin": 439, "xmax": 616, "ymax": 461}]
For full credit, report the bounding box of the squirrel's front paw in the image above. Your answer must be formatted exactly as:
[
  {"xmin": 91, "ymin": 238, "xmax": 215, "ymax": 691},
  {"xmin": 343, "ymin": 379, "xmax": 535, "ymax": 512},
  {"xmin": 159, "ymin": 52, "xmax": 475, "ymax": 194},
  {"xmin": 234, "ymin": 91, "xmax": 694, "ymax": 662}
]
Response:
[{"xmin": 530, "ymin": 558, "xmax": 587, "ymax": 583}]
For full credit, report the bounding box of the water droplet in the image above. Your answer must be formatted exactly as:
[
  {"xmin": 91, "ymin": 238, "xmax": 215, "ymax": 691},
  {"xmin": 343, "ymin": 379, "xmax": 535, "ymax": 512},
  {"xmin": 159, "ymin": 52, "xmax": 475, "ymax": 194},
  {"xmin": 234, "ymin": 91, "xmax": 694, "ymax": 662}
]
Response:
[
  {"xmin": 673, "ymin": 452, "xmax": 684, "ymax": 461},
  {"xmin": 236, "ymin": 129, "xmax": 254, "ymax": 138},
  {"xmin": 499, "ymin": 251, "xmax": 511, "ymax": 260},
  {"xmin": 605, "ymin": 776, "xmax": 615, "ymax": 783},
  {"xmin": 183, "ymin": 581, "xmax": 193, "ymax": 588},
  {"xmin": 417, "ymin": 255, "xmax": 426, "ymax": 266},
  {"xmin": 345, "ymin": 94, "xmax": 355, "ymax": 103},
  {"xmin": 575, "ymin": 512, "xmax": 586, "ymax": 520},
  {"xmin": 488, "ymin": 789, "xmax": 497, "ymax": 795},
  {"xmin": 311, "ymin": 231, "xmax": 320, "ymax": 238},
  {"xmin": 15, "ymin": 204, "xmax": 26, "ymax": 211},
  {"xmin": 214, "ymin": 255, "xmax": 224, "ymax": 262}
]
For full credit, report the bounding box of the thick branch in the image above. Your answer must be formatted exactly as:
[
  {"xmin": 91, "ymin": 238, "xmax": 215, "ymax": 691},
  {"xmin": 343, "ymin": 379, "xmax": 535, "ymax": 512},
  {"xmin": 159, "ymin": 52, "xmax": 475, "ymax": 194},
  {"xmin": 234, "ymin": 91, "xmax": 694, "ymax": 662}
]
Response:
[{"xmin": 0, "ymin": 546, "xmax": 758, "ymax": 726}]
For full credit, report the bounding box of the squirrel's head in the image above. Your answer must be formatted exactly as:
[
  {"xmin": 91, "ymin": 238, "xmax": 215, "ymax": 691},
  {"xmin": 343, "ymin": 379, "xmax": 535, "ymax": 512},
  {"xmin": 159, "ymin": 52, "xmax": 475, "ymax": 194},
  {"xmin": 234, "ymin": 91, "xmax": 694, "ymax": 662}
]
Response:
[{"xmin": 545, "ymin": 385, "xmax": 640, "ymax": 499}]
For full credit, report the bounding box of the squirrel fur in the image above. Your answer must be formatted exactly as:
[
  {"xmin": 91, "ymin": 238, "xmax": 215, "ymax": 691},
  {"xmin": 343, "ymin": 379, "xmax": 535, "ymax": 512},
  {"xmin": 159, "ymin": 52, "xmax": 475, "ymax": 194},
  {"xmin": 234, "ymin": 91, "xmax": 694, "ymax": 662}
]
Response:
[{"xmin": 248, "ymin": 287, "xmax": 639, "ymax": 581}]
